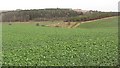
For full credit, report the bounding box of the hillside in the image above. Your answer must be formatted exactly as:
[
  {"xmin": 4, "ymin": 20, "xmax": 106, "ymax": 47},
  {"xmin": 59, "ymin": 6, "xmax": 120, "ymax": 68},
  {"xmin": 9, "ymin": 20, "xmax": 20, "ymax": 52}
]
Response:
[
  {"xmin": 2, "ymin": 8, "xmax": 82, "ymax": 22},
  {"xmin": 78, "ymin": 16, "xmax": 118, "ymax": 29}
]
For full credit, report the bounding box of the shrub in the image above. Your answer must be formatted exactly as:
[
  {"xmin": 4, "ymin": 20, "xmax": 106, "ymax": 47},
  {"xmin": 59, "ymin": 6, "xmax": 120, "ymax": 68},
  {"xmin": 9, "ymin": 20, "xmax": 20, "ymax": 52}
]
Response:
[
  {"xmin": 36, "ymin": 23, "xmax": 39, "ymax": 26},
  {"xmin": 41, "ymin": 25, "xmax": 45, "ymax": 27},
  {"xmin": 8, "ymin": 23, "xmax": 12, "ymax": 25}
]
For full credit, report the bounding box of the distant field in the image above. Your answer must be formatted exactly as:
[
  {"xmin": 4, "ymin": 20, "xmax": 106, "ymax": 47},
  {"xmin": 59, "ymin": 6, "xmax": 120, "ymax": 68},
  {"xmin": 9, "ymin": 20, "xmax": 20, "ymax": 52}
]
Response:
[
  {"xmin": 79, "ymin": 16, "xmax": 118, "ymax": 29},
  {"xmin": 2, "ymin": 17, "xmax": 118, "ymax": 66}
]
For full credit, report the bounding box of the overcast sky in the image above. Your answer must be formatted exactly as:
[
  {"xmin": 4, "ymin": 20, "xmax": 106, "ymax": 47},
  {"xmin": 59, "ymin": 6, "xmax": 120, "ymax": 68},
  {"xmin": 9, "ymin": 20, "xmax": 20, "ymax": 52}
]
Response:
[{"xmin": 0, "ymin": 0, "xmax": 119, "ymax": 12}]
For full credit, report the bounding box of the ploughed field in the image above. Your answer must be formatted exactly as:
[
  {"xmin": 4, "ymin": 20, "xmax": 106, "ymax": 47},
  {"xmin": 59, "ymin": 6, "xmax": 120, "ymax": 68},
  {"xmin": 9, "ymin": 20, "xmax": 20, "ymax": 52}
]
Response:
[{"xmin": 2, "ymin": 17, "xmax": 118, "ymax": 66}]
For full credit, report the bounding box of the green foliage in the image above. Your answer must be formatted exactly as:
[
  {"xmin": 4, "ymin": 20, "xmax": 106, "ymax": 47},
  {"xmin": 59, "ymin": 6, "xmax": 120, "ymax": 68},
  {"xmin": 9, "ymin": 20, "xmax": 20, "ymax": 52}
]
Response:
[
  {"xmin": 8, "ymin": 23, "xmax": 12, "ymax": 25},
  {"xmin": 66, "ymin": 12, "xmax": 118, "ymax": 22},
  {"xmin": 2, "ymin": 9, "xmax": 81, "ymax": 22},
  {"xmin": 2, "ymin": 17, "xmax": 118, "ymax": 66},
  {"xmin": 36, "ymin": 23, "xmax": 39, "ymax": 26}
]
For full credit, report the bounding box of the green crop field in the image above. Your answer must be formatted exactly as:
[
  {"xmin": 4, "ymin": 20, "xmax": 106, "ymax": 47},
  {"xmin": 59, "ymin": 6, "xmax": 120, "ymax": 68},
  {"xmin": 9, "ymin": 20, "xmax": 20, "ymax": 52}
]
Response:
[
  {"xmin": 79, "ymin": 17, "xmax": 118, "ymax": 29},
  {"xmin": 2, "ymin": 17, "xmax": 118, "ymax": 66}
]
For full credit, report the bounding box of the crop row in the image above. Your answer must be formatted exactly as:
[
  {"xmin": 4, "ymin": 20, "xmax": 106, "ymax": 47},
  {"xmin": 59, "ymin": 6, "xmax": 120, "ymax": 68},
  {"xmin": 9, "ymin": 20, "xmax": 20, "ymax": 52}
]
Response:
[{"xmin": 2, "ymin": 24, "xmax": 118, "ymax": 66}]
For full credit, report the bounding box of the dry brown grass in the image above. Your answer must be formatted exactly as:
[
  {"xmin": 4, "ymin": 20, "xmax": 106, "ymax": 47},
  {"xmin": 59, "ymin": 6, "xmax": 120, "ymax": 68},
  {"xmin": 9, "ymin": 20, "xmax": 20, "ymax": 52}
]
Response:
[{"xmin": 46, "ymin": 22, "xmax": 80, "ymax": 28}]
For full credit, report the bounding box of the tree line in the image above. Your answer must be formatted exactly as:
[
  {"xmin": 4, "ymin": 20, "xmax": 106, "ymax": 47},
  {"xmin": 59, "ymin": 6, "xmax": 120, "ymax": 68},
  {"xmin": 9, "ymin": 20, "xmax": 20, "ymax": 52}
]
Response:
[
  {"xmin": 2, "ymin": 8, "xmax": 83, "ymax": 22},
  {"xmin": 1, "ymin": 8, "xmax": 118, "ymax": 22},
  {"xmin": 65, "ymin": 12, "xmax": 118, "ymax": 22}
]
